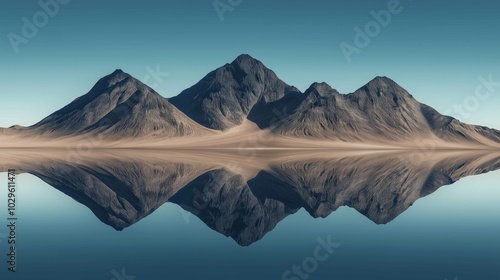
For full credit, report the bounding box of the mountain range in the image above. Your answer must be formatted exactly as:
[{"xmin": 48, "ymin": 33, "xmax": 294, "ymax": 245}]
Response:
[{"xmin": 2, "ymin": 54, "xmax": 500, "ymax": 148}]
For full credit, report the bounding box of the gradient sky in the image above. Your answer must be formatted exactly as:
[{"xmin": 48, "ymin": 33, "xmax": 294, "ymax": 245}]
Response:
[{"xmin": 1, "ymin": 0, "xmax": 499, "ymax": 128}]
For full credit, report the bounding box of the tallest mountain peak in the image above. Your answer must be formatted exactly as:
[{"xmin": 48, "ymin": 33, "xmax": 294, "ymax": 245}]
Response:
[
  {"xmin": 233, "ymin": 53, "xmax": 258, "ymax": 63},
  {"xmin": 110, "ymin": 69, "xmax": 126, "ymax": 77},
  {"xmin": 230, "ymin": 54, "xmax": 264, "ymax": 70},
  {"xmin": 101, "ymin": 69, "xmax": 132, "ymax": 88},
  {"xmin": 107, "ymin": 69, "xmax": 130, "ymax": 79},
  {"xmin": 170, "ymin": 54, "xmax": 296, "ymax": 130}
]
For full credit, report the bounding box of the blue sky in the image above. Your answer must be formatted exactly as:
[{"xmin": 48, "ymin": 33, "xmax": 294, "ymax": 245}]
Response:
[{"xmin": 1, "ymin": 0, "xmax": 499, "ymax": 128}]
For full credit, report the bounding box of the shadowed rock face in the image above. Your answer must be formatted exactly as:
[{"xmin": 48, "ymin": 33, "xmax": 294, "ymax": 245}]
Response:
[
  {"xmin": 2, "ymin": 151, "xmax": 499, "ymax": 246},
  {"xmin": 169, "ymin": 54, "xmax": 300, "ymax": 130}
]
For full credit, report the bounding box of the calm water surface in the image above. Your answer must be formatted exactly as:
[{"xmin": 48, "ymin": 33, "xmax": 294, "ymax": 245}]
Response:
[{"xmin": 0, "ymin": 151, "xmax": 499, "ymax": 280}]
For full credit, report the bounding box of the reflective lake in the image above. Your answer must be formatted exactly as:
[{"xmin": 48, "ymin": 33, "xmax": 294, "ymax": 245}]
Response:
[{"xmin": 0, "ymin": 150, "xmax": 499, "ymax": 280}]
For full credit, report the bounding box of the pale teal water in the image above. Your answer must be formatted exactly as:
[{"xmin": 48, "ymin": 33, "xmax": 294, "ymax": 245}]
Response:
[{"xmin": 0, "ymin": 171, "xmax": 499, "ymax": 280}]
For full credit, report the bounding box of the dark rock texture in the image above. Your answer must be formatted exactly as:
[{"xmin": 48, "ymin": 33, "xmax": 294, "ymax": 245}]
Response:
[{"xmin": 170, "ymin": 54, "xmax": 299, "ymax": 130}]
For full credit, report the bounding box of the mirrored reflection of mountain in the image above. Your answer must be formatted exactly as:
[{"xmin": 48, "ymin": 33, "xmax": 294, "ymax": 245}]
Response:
[{"xmin": 1, "ymin": 150, "xmax": 499, "ymax": 246}]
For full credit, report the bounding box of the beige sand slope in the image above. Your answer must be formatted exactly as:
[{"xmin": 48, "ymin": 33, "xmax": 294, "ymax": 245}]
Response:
[{"xmin": 1, "ymin": 119, "xmax": 500, "ymax": 150}]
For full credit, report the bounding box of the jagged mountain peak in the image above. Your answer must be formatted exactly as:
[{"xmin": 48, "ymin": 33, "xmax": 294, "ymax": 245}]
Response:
[
  {"xmin": 99, "ymin": 69, "xmax": 133, "ymax": 88},
  {"xmin": 356, "ymin": 76, "xmax": 412, "ymax": 98},
  {"xmin": 225, "ymin": 54, "xmax": 277, "ymax": 81},
  {"xmin": 230, "ymin": 54, "xmax": 263, "ymax": 69},
  {"xmin": 304, "ymin": 82, "xmax": 339, "ymax": 97},
  {"xmin": 170, "ymin": 54, "xmax": 297, "ymax": 130}
]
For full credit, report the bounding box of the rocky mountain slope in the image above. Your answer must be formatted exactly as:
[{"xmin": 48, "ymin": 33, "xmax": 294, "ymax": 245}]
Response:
[
  {"xmin": 252, "ymin": 76, "xmax": 500, "ymax": 144},
  {"xmin": 169, "ymin": 54, "xmax": 299, "ymax": 130},
  {"xmin": 27, "ymin": 70, "xmax": 208, "ymax": 138}
]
